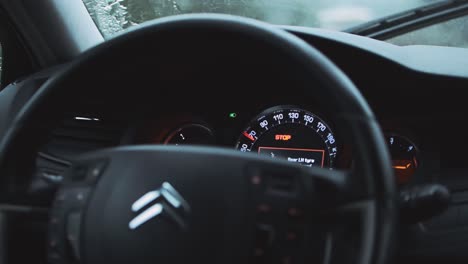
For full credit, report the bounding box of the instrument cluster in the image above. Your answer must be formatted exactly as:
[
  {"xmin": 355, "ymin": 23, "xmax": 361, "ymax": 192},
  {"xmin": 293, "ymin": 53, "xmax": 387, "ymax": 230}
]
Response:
[{"xmin": 128, "ymin": 105, "xmax": 423, "ymax": 186}]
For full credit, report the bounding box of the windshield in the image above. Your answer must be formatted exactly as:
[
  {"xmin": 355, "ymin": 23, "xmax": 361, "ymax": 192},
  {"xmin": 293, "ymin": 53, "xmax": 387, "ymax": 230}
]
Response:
[{"xmin": 83, "ymin": 0, "xmax": 442, "ymax": 38}]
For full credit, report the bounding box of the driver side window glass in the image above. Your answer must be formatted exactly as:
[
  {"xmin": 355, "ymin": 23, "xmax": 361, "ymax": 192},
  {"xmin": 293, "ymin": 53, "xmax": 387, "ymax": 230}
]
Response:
[{"xmin": 0, "ymin": 43, "xmax": 2, "ymax": 85}]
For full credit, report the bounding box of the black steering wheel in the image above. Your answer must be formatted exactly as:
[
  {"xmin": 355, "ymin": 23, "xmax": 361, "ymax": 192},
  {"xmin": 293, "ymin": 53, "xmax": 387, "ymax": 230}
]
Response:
[{"xmin": 0, "ymin": 14, "xmax": 396, "ymax": 264}]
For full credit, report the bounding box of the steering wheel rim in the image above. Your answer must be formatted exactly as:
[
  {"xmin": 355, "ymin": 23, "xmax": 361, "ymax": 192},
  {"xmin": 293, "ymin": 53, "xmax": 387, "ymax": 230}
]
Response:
[{"xmin": 0, "ymin": 14, "xmax": 396, "ymax": 264}]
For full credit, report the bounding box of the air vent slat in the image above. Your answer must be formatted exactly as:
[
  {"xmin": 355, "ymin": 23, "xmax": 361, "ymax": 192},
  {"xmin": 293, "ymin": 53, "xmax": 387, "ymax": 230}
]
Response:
[
  {"xmin": 50, "ymin": 116, "xmax": 124, "ymax": 146},
  {"xmin": 34, "ymin": 113, "xmax": 125, "ymax": 187},
  {"xmin": 41, "ymin": 114, "xmax": 124, "ymax": 160},
  {"xmin": 52, "ymin": 128, "xmax": 120, "ymax": 143}
]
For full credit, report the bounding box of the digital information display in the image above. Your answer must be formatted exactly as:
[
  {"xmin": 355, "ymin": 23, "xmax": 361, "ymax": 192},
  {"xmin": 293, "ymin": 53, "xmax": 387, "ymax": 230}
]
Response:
[{"xmin": 258, "ymin": 147, "xmax": 325, "ymax": 168}]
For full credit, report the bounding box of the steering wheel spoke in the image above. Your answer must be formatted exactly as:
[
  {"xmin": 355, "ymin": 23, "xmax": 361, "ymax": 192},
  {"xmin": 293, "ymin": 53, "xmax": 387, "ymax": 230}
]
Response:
[
  {"xmin": 246, "ymin": 165, "xmax": 353, "ymax": 263},
  {"xmin": 47, "ymin": 146, "xmax": 372, "ymax": 264},
  {"xmin": 47, "ymin": 159, "xmax": 106, "ymax": 264}
]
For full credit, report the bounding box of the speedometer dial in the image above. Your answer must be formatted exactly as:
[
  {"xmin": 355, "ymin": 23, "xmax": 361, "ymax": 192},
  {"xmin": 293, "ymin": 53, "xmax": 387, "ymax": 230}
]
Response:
[{"xmin": 236, "ymin": 106, "xmax": 338, "ymax": 168}]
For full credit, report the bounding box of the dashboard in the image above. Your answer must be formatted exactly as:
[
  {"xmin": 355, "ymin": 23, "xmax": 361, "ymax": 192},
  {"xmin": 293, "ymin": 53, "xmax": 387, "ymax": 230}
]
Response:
[{"xmin": 1, "ymin": 25, "xmax": 468, "ymax": 263}]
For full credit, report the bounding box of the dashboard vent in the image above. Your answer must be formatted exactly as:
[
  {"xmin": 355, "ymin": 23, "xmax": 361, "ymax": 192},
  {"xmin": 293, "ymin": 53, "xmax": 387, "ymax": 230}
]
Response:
[
  {"xmin": 35, "ymin": 114, "xmax": 125, "ymax": 184},
  {"xmin": 49, "ymin": 115, "xmax": 123, "ymax": 152}
]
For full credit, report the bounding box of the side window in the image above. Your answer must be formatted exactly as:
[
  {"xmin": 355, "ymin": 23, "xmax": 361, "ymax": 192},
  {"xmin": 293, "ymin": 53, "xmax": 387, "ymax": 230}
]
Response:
[
  {"xmin": 387, "ymin": 16, "xmax": 468, "ymax": 48},
  {"xmin": 0, "ymin": 43, "xmax": 2, "ymax": 85}
]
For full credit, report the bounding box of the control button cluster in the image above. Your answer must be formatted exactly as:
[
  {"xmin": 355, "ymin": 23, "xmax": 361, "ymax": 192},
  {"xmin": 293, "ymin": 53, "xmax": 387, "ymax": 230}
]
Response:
[
  {"xmin": 47, "ymin": 159, "xmax": 106, "ymax": 264},
  {"xmin": 248, "ymin": 169, "xmax": 311, "ymax": 264},
  {"xmin": 48, "ymin": 187, "xmax": 90, "ymax": 264}
]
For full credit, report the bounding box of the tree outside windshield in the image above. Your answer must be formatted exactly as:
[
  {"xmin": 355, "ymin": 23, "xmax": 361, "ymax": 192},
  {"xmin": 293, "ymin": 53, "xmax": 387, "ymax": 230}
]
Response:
[{"xmin": 83, "ymin": 0, "xmax": 440, "ymax": 38}]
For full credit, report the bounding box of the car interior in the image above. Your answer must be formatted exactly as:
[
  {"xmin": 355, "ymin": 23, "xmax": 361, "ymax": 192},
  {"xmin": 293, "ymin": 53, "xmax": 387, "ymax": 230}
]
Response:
[{"xmin": 0, "ymin": 0, "xmax": 467, "ymax": 264}]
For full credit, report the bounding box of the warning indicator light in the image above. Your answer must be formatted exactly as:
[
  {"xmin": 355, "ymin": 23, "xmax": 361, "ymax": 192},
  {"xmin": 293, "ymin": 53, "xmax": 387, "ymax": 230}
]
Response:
[{"xmin": 275, "ymin": 134, "xmax": 292, "ymax": 141}]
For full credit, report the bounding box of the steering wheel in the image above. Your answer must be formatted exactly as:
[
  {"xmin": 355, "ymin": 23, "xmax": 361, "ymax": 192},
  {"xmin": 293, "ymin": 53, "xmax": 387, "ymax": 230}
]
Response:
[{"xmin": 0, "ymin": 14, "xmax": 396, "ymax": 264}]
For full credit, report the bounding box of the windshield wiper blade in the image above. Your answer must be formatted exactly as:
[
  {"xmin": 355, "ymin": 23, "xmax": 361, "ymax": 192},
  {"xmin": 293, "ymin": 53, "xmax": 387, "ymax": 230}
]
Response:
[{"xmin": 345, "ymin": 0, "xmax": 468, "ymax": 40}]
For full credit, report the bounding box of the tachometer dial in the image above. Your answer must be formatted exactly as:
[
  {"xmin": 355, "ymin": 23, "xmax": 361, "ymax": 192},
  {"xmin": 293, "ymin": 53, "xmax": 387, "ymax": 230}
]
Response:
[
  {"xmin": 386, "ymin": 134, "xmax": 419, "ymax": 185},
  {"xmin": 236, "ymin": 106, "xmax": 337, "ymax": 168},
  {"xmin": 164, "ymin": 124, "xmax": 215, "ymax": 145}
]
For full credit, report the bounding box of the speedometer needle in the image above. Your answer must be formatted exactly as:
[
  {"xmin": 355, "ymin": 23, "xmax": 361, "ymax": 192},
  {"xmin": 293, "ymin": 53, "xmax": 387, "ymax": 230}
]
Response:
[{"xmin": 243, "ymin": 131, "xmax": 255, "ymax": 141}]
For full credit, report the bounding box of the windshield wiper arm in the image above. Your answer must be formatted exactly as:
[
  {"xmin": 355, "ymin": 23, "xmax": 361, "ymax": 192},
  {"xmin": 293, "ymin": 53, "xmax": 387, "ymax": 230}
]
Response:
[{"xmin": 345, "ymin": 0, "xmax": 468, "ymax": 40}]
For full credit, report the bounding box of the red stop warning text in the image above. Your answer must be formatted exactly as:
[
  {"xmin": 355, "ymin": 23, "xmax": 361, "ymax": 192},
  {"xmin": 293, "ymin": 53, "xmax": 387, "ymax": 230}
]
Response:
[{"xmin": 275, "ymin": 134, "xmax": 292, "ymax": 141}]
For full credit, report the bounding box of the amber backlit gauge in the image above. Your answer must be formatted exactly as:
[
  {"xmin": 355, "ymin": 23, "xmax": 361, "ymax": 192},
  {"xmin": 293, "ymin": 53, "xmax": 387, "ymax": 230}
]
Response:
[{"xmin": 386, "ymin": 134, "xmax": 419, "ymax": 185}]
